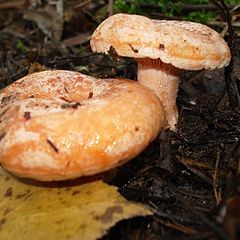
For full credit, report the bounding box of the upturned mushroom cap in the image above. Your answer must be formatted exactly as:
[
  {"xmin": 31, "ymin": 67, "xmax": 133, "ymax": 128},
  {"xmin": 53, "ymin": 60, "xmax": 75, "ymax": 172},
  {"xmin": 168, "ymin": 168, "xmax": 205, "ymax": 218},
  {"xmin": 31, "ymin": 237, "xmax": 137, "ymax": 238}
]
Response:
[
  {"xmin": 0, "ymin": 70, "xmax": 164, "ymax": 181},
  {"xmin": 90, "ymin": 13, "xmax": 231, "ymax": 70}
]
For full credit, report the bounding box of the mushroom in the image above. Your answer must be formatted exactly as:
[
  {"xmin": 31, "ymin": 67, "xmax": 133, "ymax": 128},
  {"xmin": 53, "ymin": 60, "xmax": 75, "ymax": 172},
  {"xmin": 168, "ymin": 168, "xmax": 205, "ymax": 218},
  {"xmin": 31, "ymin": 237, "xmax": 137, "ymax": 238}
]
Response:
[
  {"xmin": 90, "ymin": 13, "xmax": 231, "ymax": 130},
  {"xmin": 0, "ymin": 70, "xmax": 164, "ymax": 181}
]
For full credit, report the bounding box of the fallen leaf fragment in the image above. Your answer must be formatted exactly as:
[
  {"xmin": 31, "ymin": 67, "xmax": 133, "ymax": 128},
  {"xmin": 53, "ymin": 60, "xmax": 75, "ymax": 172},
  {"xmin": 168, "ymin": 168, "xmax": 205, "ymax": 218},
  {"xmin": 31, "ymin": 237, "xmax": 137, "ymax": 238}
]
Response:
[{"xmin": 0, "ymin": 167, "xmax": 152, "ymax": 240}]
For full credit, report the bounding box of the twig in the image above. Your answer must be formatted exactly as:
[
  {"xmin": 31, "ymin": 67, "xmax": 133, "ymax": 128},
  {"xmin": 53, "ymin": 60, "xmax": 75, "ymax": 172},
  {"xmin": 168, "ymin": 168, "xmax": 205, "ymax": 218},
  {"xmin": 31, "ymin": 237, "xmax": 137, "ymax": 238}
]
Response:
[
  {"xmin": 71, "ymin": 0, "xmax": 92, "ymax": 10},
  {"xmin": 213, "ymin": 149, "xmax": 222, "ymax": 205},
  {"xmin": 0, "ymin": 0, "xmax": 27, "ymax": 9},
  {"xmin": 108, "ymin": 0, "xmax": 113, "ymax": 16},
  {"xmin": 61, "ymin": 32, "xmax": 91, "ymax": 47},
  {"xmin": 177, "ymin": 157, "xmax": 214, "ymax": 186},
  {"xmin": 155, "ymin": 217, "xmax": 199, "ymax": 235},
  {"xmin": 211, "ymin": 0, "xmax": 234, "ymax": 45}
]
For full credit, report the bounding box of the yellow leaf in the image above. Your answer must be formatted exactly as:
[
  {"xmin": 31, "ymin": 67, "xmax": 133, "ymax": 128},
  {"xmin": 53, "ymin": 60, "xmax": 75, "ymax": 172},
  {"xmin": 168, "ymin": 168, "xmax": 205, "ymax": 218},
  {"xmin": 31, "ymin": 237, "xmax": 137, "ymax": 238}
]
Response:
[{"xmin": 0, "ymin": 167, "xmax": 152, "ymax": 240}]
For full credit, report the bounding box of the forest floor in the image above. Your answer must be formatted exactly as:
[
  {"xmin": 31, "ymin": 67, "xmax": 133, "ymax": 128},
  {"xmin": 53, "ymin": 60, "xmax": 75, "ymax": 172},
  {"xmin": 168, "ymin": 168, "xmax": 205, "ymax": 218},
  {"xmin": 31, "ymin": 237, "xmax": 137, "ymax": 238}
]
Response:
[{"xmin": 0, "ymin": 1, "xmax": 240, "ymax": 240}]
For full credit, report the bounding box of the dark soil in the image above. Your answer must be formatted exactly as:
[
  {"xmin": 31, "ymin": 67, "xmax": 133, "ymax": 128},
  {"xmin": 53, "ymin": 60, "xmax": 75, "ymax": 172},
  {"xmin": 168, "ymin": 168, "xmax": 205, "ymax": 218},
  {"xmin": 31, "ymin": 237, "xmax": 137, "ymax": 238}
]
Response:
[{"xmin": 0, "ymin": 1, "xmax": 240, "ymax": 240}]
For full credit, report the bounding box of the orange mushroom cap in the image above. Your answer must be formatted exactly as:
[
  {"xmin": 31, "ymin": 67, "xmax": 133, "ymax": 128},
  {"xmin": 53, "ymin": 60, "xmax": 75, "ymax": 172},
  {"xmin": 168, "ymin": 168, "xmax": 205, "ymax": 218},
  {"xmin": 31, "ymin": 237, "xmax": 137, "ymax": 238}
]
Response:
[
  {"xmin": 0, "ymin": 70, "xmax": 164, "ymax": 181},
  {"xmin": 91, "ymin": 13, "xmax": 231, "ymax": 70}
]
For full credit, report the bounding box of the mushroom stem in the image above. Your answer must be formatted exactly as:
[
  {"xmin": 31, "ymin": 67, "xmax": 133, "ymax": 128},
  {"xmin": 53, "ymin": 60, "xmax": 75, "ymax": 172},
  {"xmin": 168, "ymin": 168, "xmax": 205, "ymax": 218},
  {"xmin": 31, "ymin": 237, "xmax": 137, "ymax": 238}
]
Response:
[{"xmin": 136, "ymin": 58, "xmax": 182, "ymax": 130}]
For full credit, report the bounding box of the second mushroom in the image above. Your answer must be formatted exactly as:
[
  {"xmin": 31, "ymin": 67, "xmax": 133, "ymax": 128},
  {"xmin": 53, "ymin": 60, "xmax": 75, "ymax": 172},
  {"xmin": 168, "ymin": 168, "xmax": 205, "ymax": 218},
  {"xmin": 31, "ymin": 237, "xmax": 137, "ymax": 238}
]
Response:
[{"xmin": 90, "ymin": 13, "xmax": 231, "ymax": 130}]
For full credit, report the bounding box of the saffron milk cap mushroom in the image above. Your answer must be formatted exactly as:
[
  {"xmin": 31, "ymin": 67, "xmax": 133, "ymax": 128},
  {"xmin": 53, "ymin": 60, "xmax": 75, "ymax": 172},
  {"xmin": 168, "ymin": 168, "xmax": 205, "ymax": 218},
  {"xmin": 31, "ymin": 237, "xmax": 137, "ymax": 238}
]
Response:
[
  {"xmin": 90, "ymin": 13, "xmax": 231, "ymax": 130},
  {"xmin": 0, "ymin": 70, "xmax": 164, "ymax": 181}
]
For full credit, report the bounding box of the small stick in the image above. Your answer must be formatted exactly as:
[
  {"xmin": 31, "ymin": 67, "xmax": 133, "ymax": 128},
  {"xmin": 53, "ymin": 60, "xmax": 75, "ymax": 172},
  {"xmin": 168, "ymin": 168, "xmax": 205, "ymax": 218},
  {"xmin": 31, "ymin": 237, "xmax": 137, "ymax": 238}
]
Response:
[{"xmin": 108, "ymin": 0, "xmax": 113, "ymax": 16}]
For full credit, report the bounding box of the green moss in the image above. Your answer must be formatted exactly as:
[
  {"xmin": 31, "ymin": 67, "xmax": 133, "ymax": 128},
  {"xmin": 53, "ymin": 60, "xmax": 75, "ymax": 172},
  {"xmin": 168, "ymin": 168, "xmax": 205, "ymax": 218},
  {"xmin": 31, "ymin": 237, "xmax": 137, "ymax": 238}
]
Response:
[{"xmin": 114, "ymin": 0, "xmax": 238, "ymax": 23}]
